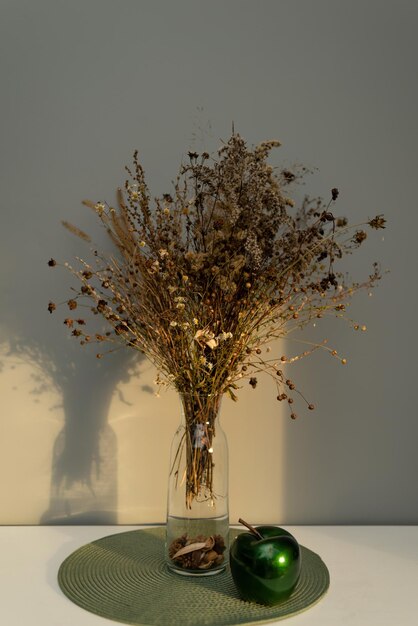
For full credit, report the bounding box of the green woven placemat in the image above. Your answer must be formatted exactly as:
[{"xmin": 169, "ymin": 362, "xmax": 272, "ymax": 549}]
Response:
[{"xmin": 58, "ymin": 527, "xmax": 329, "ymax": 626}]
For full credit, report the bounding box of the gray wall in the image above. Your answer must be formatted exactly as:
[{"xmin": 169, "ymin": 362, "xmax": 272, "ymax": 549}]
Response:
[{"xmin": 1, "ymin": 0, "xmax": 417, "ymax": 524}]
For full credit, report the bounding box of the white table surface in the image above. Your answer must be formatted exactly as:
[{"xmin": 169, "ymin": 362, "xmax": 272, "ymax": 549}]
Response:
[{"xmin": 1, "ymin": 525, "xmax": 417, "ymax": 625}]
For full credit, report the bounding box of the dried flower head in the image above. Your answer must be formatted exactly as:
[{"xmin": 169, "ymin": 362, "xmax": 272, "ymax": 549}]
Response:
[{"xmin": 368, "ymin": 215, "xmax": 386, "ymax": 229}]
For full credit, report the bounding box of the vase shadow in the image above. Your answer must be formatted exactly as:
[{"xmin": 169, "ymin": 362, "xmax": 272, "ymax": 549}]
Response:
[
  {"xmin": 0, "ymin": 332, "xmax": 144, "ymax": 525},
  {"xmin": 39, "ymin": 351, "xmax": 145, "ymax": 525},
  {"xmin": 40, "ymin": 422, "xmax": 118, "ymax": 525}
]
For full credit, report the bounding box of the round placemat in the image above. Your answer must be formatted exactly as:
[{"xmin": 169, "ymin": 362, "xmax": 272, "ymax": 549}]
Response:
[{"xmin": 58, "ymin": 527, "xmax": 329, "ymax": 626}]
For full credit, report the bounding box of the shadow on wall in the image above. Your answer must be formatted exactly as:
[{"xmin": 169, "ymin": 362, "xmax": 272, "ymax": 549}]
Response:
[
  {"xmin": 1, "ymin": 335, "xmax": 145, "ymax": 525},
  {"xmin": 0, "ymin": 185, "xmax": 151, "ymax": 524},
  {"xmin": 39, "ymin": 350, "xmax": 135, "ymax": 525}
]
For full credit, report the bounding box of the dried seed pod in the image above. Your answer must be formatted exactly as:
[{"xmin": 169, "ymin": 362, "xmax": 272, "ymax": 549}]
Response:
[
  {"xmin": 172, "ymin": 541, "xmax": 207, "ymax": 560},
  {"xmin": 191, "ymin": 549, "xmax": 203, "ymax": 569},
  {"xmin": 203, "ymin": 536, "xmax": 215, "ymax": 551},
  {"xmin": 202, "ymin": 550, "xmax": 218, "ymax": 564},
  {"xmin": 168, "ymin": 535, "xmax": 187, "ymax": 559},
  {"xmin": 182, "ymin": 555, "xmax": 194, "ymax": 569},
  {"xmin": 213, "ymin": 534, "xmax": 226, "ymax": 554}
]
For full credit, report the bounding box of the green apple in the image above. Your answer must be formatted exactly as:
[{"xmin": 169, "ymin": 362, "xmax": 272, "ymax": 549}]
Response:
[{"xmin": 230, "ymin": 519, "xmax": 301, "ymax": 605}]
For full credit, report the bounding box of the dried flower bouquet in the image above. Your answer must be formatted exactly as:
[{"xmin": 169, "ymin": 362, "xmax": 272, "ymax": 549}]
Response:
[{"xmin": 49, "ymin": 133, "xmax": 385, "ymax": 507}]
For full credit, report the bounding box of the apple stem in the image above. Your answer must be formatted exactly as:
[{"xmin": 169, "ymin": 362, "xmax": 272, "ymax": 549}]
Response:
[{"xmin": 238, "ymin": 518, "xmax": 263, "ymax": 540}]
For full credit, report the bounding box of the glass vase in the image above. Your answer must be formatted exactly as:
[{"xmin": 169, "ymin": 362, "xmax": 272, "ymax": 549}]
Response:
[{"xmin": 165, "ymin": 392, "xmax": 229, "ymax": 576}]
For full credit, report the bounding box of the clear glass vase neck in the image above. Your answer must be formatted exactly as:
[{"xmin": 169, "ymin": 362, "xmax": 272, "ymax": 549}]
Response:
[{"xmin": 177, "ymin": 392, "xmax": 223, "ymax": 429}]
